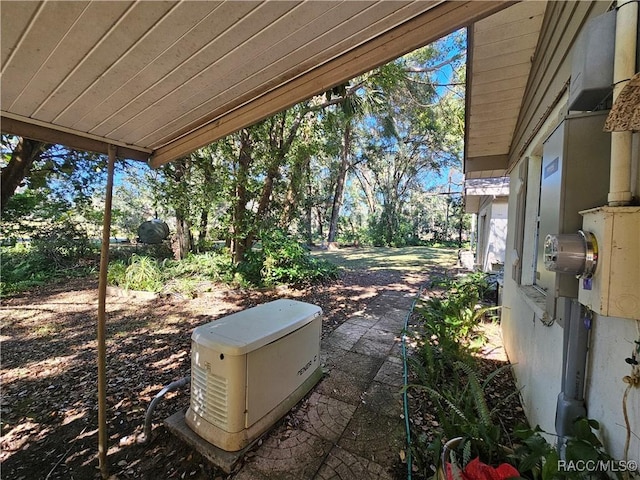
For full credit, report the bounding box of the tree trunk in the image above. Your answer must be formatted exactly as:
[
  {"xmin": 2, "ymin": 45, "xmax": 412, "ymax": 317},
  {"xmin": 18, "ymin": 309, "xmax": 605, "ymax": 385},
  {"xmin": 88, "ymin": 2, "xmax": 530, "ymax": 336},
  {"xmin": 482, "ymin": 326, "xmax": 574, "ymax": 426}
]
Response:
[
  {"xmin": 197, "ymin": 209, "xmax": 208, "ymax": 252},
  {"xmin": 444, "ymin": 198, "xmax": 450, "ymax": 242},
  {"xmin": 239, "ymin": 113, "xmax": 301, "ymax": 257},
  {"xmin": 174, "ymin": 209, "xmax": 193, "ymax": 260},
  {"xmin": 383, "ymin": 202, "xmax": 395, "ymax": 246},
  {"xmin": 239, "ymin": 158, "xmax": 279, "ymax": 256},
  {"xmin": 231, "ymin": 130, "xmax": 252, "ymax": 264},
  {"xmin": 256, "ymin": 160, "xmax": 280, "ymax": 219},
  {"xmin": 352, "ymin": 167, "xmax": 377, "ymax": 216},
  {"xmin": 280, "ymin": 154, "xmax": 306, "ymax": 227},
  {"xmin": 1, "ymin": 137, "xmax": 47, "ymax": 212},
  {"xmin": 327, "ymin": 121, "xmax": 351, "ymax": 244},
  {"xmin": 169, "ymin": 158, "xmax": 194, "ymax": 259},
  {"xmin": 304, "ymin": 156, "xmax": 313, "ymax": 246},
  {"xmin": 316, "ymin": 207, "xmax": 324, "ymax": 239}
]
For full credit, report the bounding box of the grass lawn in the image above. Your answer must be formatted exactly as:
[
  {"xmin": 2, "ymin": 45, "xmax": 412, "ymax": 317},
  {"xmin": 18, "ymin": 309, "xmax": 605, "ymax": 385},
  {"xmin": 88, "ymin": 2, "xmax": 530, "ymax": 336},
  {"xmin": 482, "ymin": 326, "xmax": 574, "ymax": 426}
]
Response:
[{"xmin": 313, "ymin": 245, "xmax": 458, "ymax": 273}]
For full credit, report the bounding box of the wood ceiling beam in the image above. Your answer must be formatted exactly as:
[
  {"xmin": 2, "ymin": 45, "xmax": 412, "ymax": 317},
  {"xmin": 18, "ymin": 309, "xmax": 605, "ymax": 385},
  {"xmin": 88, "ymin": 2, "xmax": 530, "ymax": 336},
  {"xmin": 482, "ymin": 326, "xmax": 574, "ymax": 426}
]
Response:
[
  {"xmin": 1, "ymin": 114, "xmax": 152, "ymax": 161},
  {"xmin": 150, "ymin": 1, "xmax": 512, "ymax": 168}
]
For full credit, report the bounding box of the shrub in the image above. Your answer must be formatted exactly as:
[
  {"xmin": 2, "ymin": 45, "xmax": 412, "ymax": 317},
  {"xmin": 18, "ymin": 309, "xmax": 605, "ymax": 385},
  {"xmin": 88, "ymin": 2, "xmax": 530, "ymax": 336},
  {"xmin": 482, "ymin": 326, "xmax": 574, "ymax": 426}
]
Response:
[
  {"xmin": 509, "ymin": 419, "xmax": 621, "ymax": 480},
  {"xmin": 1, "ymin": 222, "xmax": 98, "ymax": 297},
  {"xmin": 166, "ymin": 251, "xmax": 234, "ymax": 283},
  {"xmin": 1, "ymin": 244, "xmax": 50, "ymax": 296},
  {"xmin": 413, "ymin": 272, "xmax": 497, "ymax": 387},
  {"xmin": 239, "ymin": 229, "xmax": 339, "ymax": 287},
  {"xmin": 408, "ymin": 271, "xmax": 505, "ymax": 477},
  {"xmin": 108, "ymin": 255, "xmax": 163, "ymax": 292},
  {"xmin": 409, "ymin": 361, "xmax": 522, "ymax": 478},
  {"xmin": 171, "ymin": 277, "xmax": 199, "ymax": 299},
  {"xmin": 105, "ymin": 235, "xmax": 338, "ymax": 293},
  {"xmin": 30, "ymin": 219, "xmax": 95, "ymax": 268},
  {"xmin": 107, "ymin": 260, "xmax": 127, "ymax": 287}
]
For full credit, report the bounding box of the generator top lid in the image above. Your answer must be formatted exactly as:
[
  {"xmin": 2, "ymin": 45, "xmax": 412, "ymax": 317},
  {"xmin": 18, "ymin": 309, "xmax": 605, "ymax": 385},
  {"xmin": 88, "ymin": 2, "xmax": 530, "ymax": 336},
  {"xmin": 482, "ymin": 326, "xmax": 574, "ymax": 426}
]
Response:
[{"xmin": 192, "ymin": 299, "xmax": 322, "ymax": 355}]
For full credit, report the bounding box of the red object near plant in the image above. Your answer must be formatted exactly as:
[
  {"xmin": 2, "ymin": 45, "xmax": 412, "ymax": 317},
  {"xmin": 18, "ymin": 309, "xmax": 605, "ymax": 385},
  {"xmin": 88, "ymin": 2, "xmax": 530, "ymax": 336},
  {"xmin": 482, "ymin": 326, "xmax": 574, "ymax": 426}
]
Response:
[{"xmin": 446, "ymin": 457, "xmax": 520, "ymax": 480}]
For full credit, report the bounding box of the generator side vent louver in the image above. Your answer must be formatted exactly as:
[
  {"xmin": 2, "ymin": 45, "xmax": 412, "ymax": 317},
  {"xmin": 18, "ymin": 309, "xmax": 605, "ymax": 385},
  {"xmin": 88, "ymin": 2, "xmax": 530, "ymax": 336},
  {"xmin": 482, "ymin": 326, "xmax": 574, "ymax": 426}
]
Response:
[{"xmin": 191, "ymin": 363, "xmax": 228, "ymax": 428}]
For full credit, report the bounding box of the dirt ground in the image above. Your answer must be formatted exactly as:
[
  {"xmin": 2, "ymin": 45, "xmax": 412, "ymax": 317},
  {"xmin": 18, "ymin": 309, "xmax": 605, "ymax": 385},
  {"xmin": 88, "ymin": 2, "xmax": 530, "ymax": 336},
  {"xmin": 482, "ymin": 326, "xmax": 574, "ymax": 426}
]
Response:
[
  {"xmin": 1, "ymin": 248, "xmax": 518, "ymax": 480},
  {"xmin": 2, "ymin": 250, "xmax": 441, "ymax": 480}
]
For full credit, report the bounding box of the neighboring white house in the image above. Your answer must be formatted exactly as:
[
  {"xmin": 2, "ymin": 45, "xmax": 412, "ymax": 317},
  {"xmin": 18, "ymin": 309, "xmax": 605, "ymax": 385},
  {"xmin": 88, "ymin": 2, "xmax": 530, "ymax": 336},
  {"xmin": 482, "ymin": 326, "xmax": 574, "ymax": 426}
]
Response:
[
  {"xmin": 464, "ymin": 1, "xmax": 639, "ymax": 462},
  {"xmin": 465, "ymin": 177, "xmax": 509, "ymax": 272}
]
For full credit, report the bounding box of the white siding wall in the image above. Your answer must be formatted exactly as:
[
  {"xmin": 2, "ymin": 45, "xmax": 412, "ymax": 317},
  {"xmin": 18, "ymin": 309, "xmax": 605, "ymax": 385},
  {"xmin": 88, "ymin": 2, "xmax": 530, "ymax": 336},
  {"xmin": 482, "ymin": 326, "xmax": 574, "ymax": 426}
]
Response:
[
  {"xmin": 586, "ymin": 315, "xmax": 640, "ymax": 461},
  {"xmin": 476, "ymin": 197, "xmax": 508, "ymax": 272},
  {"xmin": 486, "ymin": 0, "xmax": 640, "ymax": 463},
  {"xmin": 486, "ymin": 200, "xmax": 508, "ymax": 271}
]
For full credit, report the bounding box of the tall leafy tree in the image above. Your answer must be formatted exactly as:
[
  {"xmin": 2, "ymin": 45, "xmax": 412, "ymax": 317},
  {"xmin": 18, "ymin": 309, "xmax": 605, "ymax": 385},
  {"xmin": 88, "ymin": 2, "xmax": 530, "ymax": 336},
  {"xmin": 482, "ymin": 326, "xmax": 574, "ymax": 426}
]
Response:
[
  {"xmin": 316, "ymin": 30, "xmax": 466, "ymax": 246},
  {"xmin": 1, "ymin": 134, "xmax": 109, "ymax": 238},
  {"xmin": 150, "ymin": 146, "xmax": 231, "ymax": 259},
  {"xmin": 150, "ymin": 103, "xmax": 321, "ymax": 262},
  {"xmin": 325, "ymin": 75, "xmax": 392, "ymax": 244},
  {"xmin": 359, "ymin": 32, "xmax": 466, "ymax": 246}
]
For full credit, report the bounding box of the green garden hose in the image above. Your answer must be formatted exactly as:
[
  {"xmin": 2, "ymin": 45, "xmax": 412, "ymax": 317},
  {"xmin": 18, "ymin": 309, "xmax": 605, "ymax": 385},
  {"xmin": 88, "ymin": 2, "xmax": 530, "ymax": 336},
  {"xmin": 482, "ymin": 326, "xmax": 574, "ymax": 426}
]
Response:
[{"xmin": 402, "ymin": 286, "xmax": 425, "ymax": 480}]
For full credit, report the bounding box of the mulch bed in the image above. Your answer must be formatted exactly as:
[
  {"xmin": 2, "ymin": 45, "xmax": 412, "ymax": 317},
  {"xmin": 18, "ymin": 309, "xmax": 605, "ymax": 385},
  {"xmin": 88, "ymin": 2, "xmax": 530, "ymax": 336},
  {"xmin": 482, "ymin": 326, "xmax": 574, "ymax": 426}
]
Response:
[{"xmin": 1, "ymin": 269, "xmax": 399, "ymax": 479}]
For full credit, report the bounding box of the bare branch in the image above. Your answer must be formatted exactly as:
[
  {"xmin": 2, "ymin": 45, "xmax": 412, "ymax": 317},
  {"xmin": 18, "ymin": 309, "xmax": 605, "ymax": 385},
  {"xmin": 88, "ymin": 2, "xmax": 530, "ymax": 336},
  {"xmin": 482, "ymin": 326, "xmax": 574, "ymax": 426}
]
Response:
[{"xmin": 403, "ymin": 52, "xmax": 465, "ymax": 74}]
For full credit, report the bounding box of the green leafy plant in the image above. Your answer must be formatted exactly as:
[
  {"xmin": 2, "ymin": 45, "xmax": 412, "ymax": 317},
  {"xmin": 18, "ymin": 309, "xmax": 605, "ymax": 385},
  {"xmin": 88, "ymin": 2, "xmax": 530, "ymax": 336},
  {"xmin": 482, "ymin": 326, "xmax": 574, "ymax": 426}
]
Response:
[
  {"xmin": 421, "ymin": 272, "xmax": 495, "ymax": 342},
  {"xmin": 412, "ymin": 272, "xmax": 498, "ymax": 387},
  {"xmin": 171, "ymin": 277, "xmax": 199, "ymax": 299},
  {"xmin": 107, "ymin": 260, "xmax": 127, "ymax": 287},
  {"xmin": 0, "ymin": 244, "xmax": 51, "ymax": 296},
  {"xmin": 105, "ymin": 235, "xmax": 338, "ymax": 293},
  {"xmin": 407, "ymin": 271, "xmax": 623, "ymax": 480},
  {"xmin": 238, "ymin": 229, "xmax": 339, "ymax": 287},
  {"xmin": 29, "ymin": 219, "xmax": 95, "ymax": 269},
  {"xmin": 450, "ymin": 362, "xmax": 522, "ymax": 465},
  {"xmin": 165, "ymin": 251, "xmax": 234, "ymax": 283},
  {"xmin": 110, "ymin": 254, "xmax": 163, "ymax": 292},
  {"xmin": 407, "ymin": 272, "xmax": 515, "ymax": 478},
  {"xmin": 510, "ymin": 419, "xmax": 622, "ymax": 480},
  {"xmin": 1, "ymin": 219, "xmax": 98, "ymax": 297},
  {"xmin": 409, "ymin": 362, "xmax": 521, "ymax": 473}
]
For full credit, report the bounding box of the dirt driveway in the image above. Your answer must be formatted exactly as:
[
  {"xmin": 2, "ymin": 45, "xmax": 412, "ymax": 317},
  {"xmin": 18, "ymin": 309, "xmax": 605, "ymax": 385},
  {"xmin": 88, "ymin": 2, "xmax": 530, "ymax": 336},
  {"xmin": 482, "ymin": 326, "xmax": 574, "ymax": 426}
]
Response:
[{"xmin": 1, "ymin": 247, "xmax": 457, "ymax": 479}]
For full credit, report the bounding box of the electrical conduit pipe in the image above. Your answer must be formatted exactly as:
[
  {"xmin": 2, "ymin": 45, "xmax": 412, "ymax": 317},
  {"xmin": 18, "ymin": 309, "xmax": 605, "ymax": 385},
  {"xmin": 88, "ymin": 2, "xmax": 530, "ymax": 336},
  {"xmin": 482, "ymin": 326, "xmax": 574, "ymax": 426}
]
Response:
[
  {"xmin": 608, "ymin": 0, "xmax": 638, "ymax": 206},
  {"xmin": 141, "ymin": 376, "xmax": 191, "ymax": 443},
  {"xmin": 555, "ymin": 299, "xmax": 590, "ymax": 456}
]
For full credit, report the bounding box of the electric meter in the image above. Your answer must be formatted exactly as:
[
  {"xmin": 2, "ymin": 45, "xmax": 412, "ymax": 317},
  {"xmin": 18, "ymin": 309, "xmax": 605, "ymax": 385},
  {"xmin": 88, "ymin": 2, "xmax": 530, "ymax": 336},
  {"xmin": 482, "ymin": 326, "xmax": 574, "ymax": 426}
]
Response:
[{"xmin": 543, "ymin": 230, "xmax": 598, "ymax": 277}]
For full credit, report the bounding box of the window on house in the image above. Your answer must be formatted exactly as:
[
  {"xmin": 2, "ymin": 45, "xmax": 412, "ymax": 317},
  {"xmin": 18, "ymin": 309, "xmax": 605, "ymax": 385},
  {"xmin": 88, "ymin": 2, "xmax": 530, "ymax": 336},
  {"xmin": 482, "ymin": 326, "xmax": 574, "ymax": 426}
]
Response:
[
  {"xmin": 511, "ymin": 158, "xmax": 528, "ymax": 284},
  {"xmin": 518, "ymin": 155, "xmax": 542, "ymax": 287}
]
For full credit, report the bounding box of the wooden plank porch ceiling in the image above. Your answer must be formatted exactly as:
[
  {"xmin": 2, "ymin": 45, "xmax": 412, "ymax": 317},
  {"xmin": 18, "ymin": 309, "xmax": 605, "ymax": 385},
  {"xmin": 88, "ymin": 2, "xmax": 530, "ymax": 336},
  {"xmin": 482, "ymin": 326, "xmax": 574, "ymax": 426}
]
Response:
[
  {"xmin": 464, "ymin": 0, "xmax": 546, "ymax": 179},
  {"xmin": 1, "ymin": 0, "xmax": 510, "ymax": 167}
]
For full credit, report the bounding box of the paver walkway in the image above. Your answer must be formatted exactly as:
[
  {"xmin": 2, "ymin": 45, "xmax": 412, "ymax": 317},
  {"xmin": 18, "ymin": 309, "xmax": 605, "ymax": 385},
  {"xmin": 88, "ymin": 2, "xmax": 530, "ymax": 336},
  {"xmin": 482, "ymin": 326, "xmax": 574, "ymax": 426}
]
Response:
[{"xmin": 232, "ymin": 290, "xmax": 418, "ymax": 480}]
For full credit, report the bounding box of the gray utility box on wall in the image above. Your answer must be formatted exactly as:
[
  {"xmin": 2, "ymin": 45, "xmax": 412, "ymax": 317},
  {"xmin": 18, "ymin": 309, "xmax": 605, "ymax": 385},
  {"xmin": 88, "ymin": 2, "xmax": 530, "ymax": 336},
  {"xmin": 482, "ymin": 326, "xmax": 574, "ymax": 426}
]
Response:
[
  {"xmin": 536, "ymin": 111, "xmax": 611, "ymax": 320},
  {"xmin": 568, "ymin": 9, "xmax": 616, "ymax": 111}
]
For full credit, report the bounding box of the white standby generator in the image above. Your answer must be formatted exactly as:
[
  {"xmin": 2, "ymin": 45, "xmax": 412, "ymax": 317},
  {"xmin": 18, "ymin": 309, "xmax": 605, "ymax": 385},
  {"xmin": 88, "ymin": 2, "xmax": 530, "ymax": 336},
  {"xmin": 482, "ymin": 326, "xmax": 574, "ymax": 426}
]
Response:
[{"xmin": 185, "ymin": 299, "xmax": 323, "ymax": 451}]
